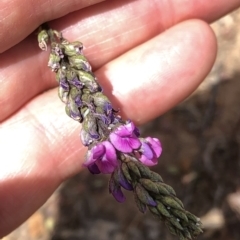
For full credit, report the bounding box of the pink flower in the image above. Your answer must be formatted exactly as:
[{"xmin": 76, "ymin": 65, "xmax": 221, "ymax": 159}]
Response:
[
  {"xmin": 138, "ymin": 137, "xmax": 162, "ymax": 166},
  {"xmin": 109, "ymin": 121, "xmax": 141, "ymax": 153},
  {"xmin": 84, "ymin": 141, "xmax": 118, "ymax": 174}
]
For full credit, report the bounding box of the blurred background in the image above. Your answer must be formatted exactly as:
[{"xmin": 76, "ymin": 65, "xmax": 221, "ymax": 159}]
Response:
[{"xmin": 4, "ymin": 8, "xmax": 240, "ymax": 240}]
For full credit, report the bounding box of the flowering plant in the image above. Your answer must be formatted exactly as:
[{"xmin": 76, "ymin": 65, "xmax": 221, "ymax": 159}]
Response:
[{"xmin": 38, "ymin": 27, "xmax": 202, "ymax": 240}]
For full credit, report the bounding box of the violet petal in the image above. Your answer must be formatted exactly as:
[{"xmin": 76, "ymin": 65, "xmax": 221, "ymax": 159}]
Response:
[
  {"xmin": 139, "ymin": 155, "xmax": 158, "ymax": 166},
  {"xmin": 146, "ymin": 137, "xmax": 162, "ymax": 157},
  {"xmin": 74, "ymin": 95, "xmax": 82, "ymax": 107},
  {"xmin": 112, "ymin": 187, "xmax": 126, "ymax": 203},
  {"xmin": 114, "ymin": 125, "xmax": 130, "ymax": 137},
  {"xmin": 83, "ymin": 150, "xmax": 97, "ymax": 167},
  {"xmin": 141, "ymin": 142, "xmax": 154, "ymax": 159},
  {"xmin": 88, "ymin": 163, "xmax": 101, "ymax": 174},
  {"xmin": 109, "ymin": 176, "xmax": 126, "ymax": 203},
  {"xmin": 128, "ymin": 137, "xmax": 141, "ymax": 149},
  {"xmin": 102, "ymin": 141, "xmax": 118, "ymax": 163},
  {"xmin": 97, "ymin": 160, "xmax": 116, "ymax": 174},
  {"xmin": 118, "ymin": 169, "xmax": 133, "ymax": 190},
  {"xmin": 92, "ymin": 144, "xmax": 105, "ymax": 160},
  {"xmin": 147, "ymin": 197, "xmax": 157, "ymax": 207},
  {"xmin": 125, "ymin": 121, "xmax": 135, "ymax": 133},
  {"xmin": 109, "ymin": 133, "xmax": 133, "ymax": 153}
]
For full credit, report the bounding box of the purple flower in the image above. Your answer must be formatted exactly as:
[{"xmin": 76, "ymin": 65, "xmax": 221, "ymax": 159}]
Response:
[
  {"xmin": 84, "ymin": 141, "xmax": 118, "ymax": 174},
  {"xmin": 113, "ymin": 166, "xmax": 133, "ymax": 191},
  {"xmin": 109, "ymin": 176, "xmax": 126, "ymax": 203},
  {"xmin": 138, "ymin": 137, "xmax": 162, "ymax": 166},
  {"xmin": 109, "ymin": 165, "xmax": 133, "ymax": 203},
  {"xmin": 109, "ymin": 121, "xmax": 141, "ymax": 153}
]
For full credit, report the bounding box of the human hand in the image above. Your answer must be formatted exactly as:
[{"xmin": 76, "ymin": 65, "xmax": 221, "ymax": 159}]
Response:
[{"xmin": 0, "ymin": 0, "xmax": 240, "ymax": 237}]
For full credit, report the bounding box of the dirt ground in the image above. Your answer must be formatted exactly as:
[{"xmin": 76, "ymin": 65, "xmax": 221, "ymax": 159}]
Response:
[{"xmin": 3, "ymin": 8, "xmax": 240, "ymax": 240}]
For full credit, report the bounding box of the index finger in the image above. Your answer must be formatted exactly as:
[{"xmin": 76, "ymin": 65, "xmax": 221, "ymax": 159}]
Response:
[
  {"xmin": 0, "ymin": 0, "xmax": 106, "ymax": 53},
  {"xmin": 0, "ymin": 0, "xmax": 239, "ymax": 54}
]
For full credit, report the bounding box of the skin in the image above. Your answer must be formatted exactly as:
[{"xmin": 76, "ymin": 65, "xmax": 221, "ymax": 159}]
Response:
[{"xmin": 0, "ymin": 0, "xmax": 240, "ymax": 237}]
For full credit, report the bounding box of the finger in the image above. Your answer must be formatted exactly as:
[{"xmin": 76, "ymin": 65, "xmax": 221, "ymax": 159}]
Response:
[
  {"xmin": 50, "ymin": 0, "xmax": 239, "ymax": 67},
  {"xmin": 0, "ymin": 0, "xmax": 106, "ymax": 53},
  {"xmin": 96, "ymin": 19, "xmax": 217, "ymax": 123},
  {"xmin": 0, "ymin": 0, "xmax": 239, "ymax": 122},
  {"xmin": 0, "ymin": 19, "xmax": 217, "ymax": 236},
  {"xmin": 1, "ymin": 0, "xmax": 239, "ymax": 54},
  {"xmin": 0, "ymin": 93, "xmax": 84, "ymax": 237}
]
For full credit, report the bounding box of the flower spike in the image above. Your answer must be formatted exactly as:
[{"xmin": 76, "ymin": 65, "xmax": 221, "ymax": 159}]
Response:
[{"xmin": 38, "ymin": 27, "xmax": 203, "ymax": 240}]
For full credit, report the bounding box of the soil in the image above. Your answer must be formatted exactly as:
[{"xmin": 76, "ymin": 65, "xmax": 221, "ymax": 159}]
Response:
[{"xmin": 3, "ymin": 8, "xmax": 240, "ymax": 240}]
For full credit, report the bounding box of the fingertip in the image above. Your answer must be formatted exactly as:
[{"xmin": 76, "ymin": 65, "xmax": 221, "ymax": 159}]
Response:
[
  {"xmin": 97, "ymin": 19, "xmax": 217, "ymax": 124},
  {"xmin": 0, "ymin": 0, "xmax": 106, "ymax": 53}
]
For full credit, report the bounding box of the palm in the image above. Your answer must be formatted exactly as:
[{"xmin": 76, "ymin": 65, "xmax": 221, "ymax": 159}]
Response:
[{"xmin": 0, "ymin": 0, "xmax": 239, "ymax": 237}]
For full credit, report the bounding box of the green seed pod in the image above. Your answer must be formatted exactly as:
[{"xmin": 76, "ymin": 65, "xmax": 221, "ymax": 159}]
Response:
[
  {"xmin": 148, "ymin": 206, "xmax": 159, "ymax": 215},
  {"xmin": 121, "ymin": 163, "xmax": 132, "ymax": 182},
  {"xmin": 171, "ymin": 209, "xmax": 188, "ymax": 223},
  {"xmin": 172, "ymin": 196, "xmax": 184, "ymax": 208},
  {"xmin": 127, "ymin": 161, "xmax": 141, "ymax": 178},
  {"xmin": 159, "ymin": 196, "xmax": 183, "ymax": 210},
  {"xmin": 160, "ymin": 183, "xmax": 176, "ymax": 196},
  {"xmin": 150, "ymin": 171, "xmax": 163, "ymax": 182},
  {"xmin": 156, "ymin": 182, "xmax": 172, "ymax": 195},
  {"xmin": 169, "ymin": 217, "xmax": 184, "ymax": 231},
  {"xmin": 165, "ymin": 222, "xmax": 177, "ymax": 236},
  {"xmin": 133, "ymin": 160, "xmax": 152, "ymax": 179},
  {"xmin": 186, "ymin": 211, "xmax": 201, "ymax": 223},
  {"xmin": 182, "ymin": 230, "xmax": 192, "ymax": 239},
  {"xmin": 134, "ymin": 193, "xmax": 146, "ymax": 213},
  {"xmin": 139, "ymin": 178, "xmax": 159, "ymax": 194},
  {"xmin": 178, "ymin": 232, "xmax": 187, "ymax": 240},
  {"xmin": 156, "ymin": 201, "xmax": 171, "ymax": 218},
  {"xmin": 192, "ymin": 227, "xmax": 203, "ymax": 236},
  {"xmin": 135, "ymin": 183, "xmax": 156, "ymax": 207}
]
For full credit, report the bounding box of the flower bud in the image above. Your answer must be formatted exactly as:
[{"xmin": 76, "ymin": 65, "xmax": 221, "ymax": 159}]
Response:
[
  {"xmin": 78, "ymin": 70, "xmax": 100, "ymax": 92},
  {"xmin": 65, "ymin": 87, "xmax": 83, "ymax": 121},
  {"xmin": 48, "ymin": 53, "xmax": 61, "ymax": 71},
  {"xmin": 58, "ymin": 86, "xmax": 69, "ymax": 103},
  {"xmin": 66, "ymin": 70, "xmax": 84, "ymax": 90},
  {"xmin": 135, "ymin": 183, "xmax": 157, "ymax": 207},
  {"xmin": 38, "ymin": 29, "xmax": 49, "ymax": 51},
  {"xmin": 92, "ymin": 92, "xmax": 112, "ymax": 113},
  {"xmin": 109, "ymin": 176, "xmax": 126, "ymax": 202},
  {"xmin": 68, "ymin": 55, "xmax": 91, "ymax": 71},
  {"xmin": 56, "ymin": 67, "xmax": 67, "ymax": 83},
  {"xmin": 81, "ymin": 114, "xmax": 100, "ymax": 144},
  {"xmin": 69, "ymin": 86, "xmax": 83, "ymax": 107}
]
